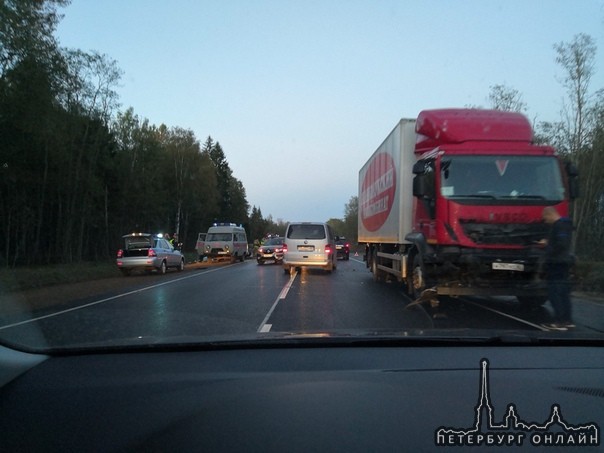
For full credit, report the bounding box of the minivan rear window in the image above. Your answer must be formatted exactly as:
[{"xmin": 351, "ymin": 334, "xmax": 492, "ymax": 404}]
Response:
[{"xmin": 287, "ymin": 224, "xmax": 326, "ymax": 240}]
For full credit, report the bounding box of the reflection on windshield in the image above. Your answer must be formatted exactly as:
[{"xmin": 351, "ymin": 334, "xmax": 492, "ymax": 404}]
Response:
[{"xmin": 440, "ymin": 156, "xmax": 565, "ymax": 200}]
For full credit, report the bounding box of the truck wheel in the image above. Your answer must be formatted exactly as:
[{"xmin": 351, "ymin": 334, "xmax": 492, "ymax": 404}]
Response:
[{"xmin": 410, "ymin": 254, "xmax": 426, "ymax": 299}]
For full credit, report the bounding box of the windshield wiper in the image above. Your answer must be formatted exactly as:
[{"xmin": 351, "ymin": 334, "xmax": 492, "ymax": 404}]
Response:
[
  {"xmin": 500, "ymin": 195, "xmax": 547, "ymax": 200},
  {"xmin": 450, "ymin": 194, "xmax": 497, "ymax": 199}
]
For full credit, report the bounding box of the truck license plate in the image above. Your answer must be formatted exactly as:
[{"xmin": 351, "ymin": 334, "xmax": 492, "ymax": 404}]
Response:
[{"xmin": 492, "ymin": 262, "xmax": 524, "ymax": 272}]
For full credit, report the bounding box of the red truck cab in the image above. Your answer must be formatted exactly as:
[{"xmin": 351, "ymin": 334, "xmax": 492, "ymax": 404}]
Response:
[{"xmin": 408, "ymin": 109, "xmax": 578, "ymax": 302}]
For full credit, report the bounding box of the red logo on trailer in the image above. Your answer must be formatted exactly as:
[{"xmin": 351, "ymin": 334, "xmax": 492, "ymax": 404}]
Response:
[{"xmin": 360, "ymin": 153, "xmax": 396, "ymax": 232}]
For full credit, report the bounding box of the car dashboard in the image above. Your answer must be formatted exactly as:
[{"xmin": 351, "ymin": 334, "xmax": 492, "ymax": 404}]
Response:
[{"xmin": 0, "ymin": 342, "xmax": 602, "ymax": 451}]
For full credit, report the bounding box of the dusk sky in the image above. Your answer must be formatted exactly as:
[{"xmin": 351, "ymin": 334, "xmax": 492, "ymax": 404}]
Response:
[{"xmin": 56, "ymin": 1, "xmax": 604, "ymax": 222}]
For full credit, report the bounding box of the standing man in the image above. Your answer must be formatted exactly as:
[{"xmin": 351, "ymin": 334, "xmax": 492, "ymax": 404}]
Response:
[{"xmin": 540, "ymin": 206, "xmax": 575, "ymax": 331}]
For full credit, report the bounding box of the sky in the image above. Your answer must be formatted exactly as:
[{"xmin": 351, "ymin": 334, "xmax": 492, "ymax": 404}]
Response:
[{"xmin": 55, "ymin": 0, "xmax": 604, "ymax": 223}]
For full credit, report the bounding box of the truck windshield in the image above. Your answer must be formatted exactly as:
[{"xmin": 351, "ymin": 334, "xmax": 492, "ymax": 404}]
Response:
[{"xmin": 440, "ymin": 155, "xmax": 565, "ymax": 202}]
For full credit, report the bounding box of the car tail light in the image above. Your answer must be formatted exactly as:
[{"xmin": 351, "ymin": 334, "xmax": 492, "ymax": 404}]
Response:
[
  {"xmin": 283, "ymin": 243, "xmax": 288, "ymax": 253},
  {"xmin": 325, "ymin": 244, "xmax": 333, "ymax": 254},
  {"xmin": 148, "ymin": 249, "xmax": 157, "ymax": 257},
  {"xmin": 117, "ymin": 249, "xmax": 123, "ymax": 258}
]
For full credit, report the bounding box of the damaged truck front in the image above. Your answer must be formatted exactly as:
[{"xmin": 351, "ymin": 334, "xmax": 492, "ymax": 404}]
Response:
[{"xmin": 359, "ymin": 108, "xmax": 578, "ymax": 306}]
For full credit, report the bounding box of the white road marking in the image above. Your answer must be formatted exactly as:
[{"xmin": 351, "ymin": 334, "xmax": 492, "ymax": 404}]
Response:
[
  {"xmin": 464, "ymin": 300, "xmax": 549, "ymax": 331},
  {"xmin": 257, "ymin": 270, "xmax": 298, "ymax": 333},
  {"xmin": 0, "ymin": 266, "xmax": 230, "ymax": 331}
]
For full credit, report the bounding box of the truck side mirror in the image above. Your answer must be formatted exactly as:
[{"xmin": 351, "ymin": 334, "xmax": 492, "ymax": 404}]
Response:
[
  {"xmin": 412, "ymin": 161, "xmax": 426, "ymax": 175},
  {"xmin": 412, "ymin": 160, "xmax": 427, "ymax": 197},
  {"xmin": 413, "ymin": 174, "xmax": 427, "ymax": 197}
]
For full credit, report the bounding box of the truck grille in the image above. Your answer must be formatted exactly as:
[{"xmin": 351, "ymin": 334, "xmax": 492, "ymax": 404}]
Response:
[{"xmin": 460, "ymin": 222, "xmax": 548, "ymax": 246}]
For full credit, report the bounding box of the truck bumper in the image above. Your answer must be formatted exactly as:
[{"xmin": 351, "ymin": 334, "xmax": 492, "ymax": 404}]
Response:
[{"xmin": 430, "ymin": 247, "xmax": 547, "ymax": 297}]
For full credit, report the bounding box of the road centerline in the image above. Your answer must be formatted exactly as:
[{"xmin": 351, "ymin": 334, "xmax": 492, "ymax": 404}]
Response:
[{"xmin": 257, "ymin": 270, "xmax": 298, "ymax": 333}]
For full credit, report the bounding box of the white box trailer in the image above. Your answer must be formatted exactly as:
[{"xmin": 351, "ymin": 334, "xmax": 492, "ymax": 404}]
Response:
[{"xmin": 358, "ymin": 119, "xmax": 416, "ymax": 245}]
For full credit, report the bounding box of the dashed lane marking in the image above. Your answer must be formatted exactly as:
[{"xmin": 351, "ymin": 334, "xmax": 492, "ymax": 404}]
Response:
[{"xmin": 257, "ymin": 270, "xmax": 298, "ymax": 333}]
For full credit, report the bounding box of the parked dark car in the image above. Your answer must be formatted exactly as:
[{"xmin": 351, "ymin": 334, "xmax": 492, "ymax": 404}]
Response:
[
  {"xmin": 336, "ymin": 236, "xmax": 350, "ymax": 260},
  {"xmin": 256, "ymin": 236, "xmax": 284, "ymax": 265}
]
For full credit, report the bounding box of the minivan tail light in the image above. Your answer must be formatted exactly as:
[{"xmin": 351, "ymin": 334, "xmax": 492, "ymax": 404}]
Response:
[
  {"xmin": 325, "ymin": 244, "xmax": 333, "ymax": 255},
  {"xmin": 283, "ymin": 243, "xmax": 288, "ymax": 253}
]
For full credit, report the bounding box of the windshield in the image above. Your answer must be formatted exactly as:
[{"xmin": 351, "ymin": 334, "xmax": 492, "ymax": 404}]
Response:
[
  {"xmin": 206, "ymin": 233, "xmax": 233, "ymax": 242},
  {"xmin": 440, "ymin": 156, "xmax": 565, "ymax": 201},
  {"xmin": 0, "ymin": 1, "xmax": 603, "ymax": 353},
  {"xmin": 263, "ymin": 237, "xmax": 283, "ymax": 246}
]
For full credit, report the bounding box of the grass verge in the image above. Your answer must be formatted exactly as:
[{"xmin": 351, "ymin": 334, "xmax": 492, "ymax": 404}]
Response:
[{"xmin": 0, "ymin": 261, "xmax": 121, "ymax": 293}]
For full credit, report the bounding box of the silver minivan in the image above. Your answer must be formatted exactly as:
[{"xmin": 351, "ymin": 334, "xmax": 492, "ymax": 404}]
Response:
[{"xmin": 283, "ymin": 222, "xmax": 337, "ymax": 273}]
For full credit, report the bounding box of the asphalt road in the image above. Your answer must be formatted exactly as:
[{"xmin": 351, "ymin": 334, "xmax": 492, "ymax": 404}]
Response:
[{"xmin": 0, "ymin": 257, "xmax": 603, "ymax": 349}]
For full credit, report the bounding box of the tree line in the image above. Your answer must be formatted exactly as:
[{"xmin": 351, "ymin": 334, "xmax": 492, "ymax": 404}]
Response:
[{"xmin": 0, "ymin": 0, "xmax": 250, "ymax": 265}]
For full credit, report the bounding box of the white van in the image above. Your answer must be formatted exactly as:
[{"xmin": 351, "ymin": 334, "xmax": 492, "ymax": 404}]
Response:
[
  {"xmin": 283, "ymin": 222, "xmax": 337, "ymax": 273},
  {"xmin": 204, "ymin": 223, "xmax": 248, "ymax": 262}
]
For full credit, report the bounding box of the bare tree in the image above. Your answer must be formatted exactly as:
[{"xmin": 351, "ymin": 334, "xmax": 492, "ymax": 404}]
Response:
[
  {"xmin": 488, "ymin": 84, "xmax": 527, "ymax": 113},
  {"xmin": 553, "ymin": 33, "xmax": 601, "ymax": 257},
  {"xmin": 554, "ymin": 34, "xmax": 597, "ymax": 153}
]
